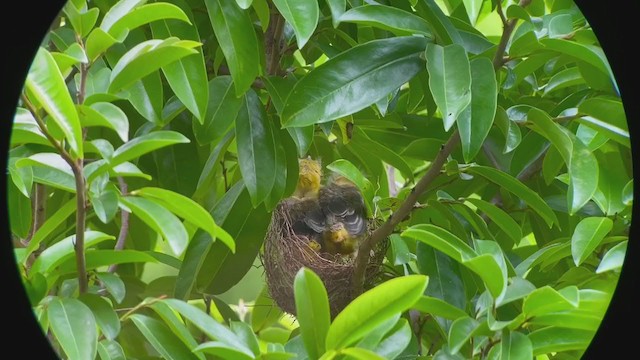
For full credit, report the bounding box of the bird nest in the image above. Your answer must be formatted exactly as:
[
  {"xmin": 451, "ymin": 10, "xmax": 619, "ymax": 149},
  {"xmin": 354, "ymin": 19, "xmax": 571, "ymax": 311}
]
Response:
[{"xmin": 262, "ymin": 199, "xmax": 388, "ymax": 319}]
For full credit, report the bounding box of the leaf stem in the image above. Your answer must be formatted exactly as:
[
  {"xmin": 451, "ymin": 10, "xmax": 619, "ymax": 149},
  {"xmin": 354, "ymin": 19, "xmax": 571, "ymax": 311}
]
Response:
[{"xmin": 108, "ymin": 177, "xmax": 130, "ymax": 273}]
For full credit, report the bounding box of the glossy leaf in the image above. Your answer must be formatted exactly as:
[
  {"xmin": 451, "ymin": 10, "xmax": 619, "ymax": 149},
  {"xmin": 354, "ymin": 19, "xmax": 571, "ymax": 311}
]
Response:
[
  {"xmin": 528, "ymin": 108, "xmax": 599, "ymax": 214},
  {"xmin": 325, "ymin": 275, "xmax": 428, "ymax": 350},
  {"xmin": 78, "ymin": 102, "xmax": 129, "ymax": 142},
  {"xmin": 326, "ymin": 0, "xmax": 346, "ymax": 27},
  {"xmin": 79, "ymin": 294, "xmax": 121, "ymax": 341},
  {"xmin": 403, "ymin": 224, "xmax": 506, "ymax": 299},
  {"xmin": 97, "ymin": 340, "xmax": 126, "ymax": 360},
  {"xmin": 294, "ymin": 268, "xmax": 331, "ymax": 359},
  {"xmin": 499, "ymin": 330, "xmax": 533, "ymax": 360},
  {"xmin": 96, "ymin": 273, "xmax": 126, "ymax": 304},
  {"xmin": 467, "ymin": 165, "xmax": 558, "ymax": 227},
  {"xmin": 120, "ymin": 196, "xmax": 188, "ymax": 255},
  {"xmin": 425, "ymin": 43, "xmax": 471, "ymax": 131},
  {"xmin": 339, "ymin": 5, "xmax": 433, "ymax": 37},
  {"xmin": 100, "ymin": 0, "xmax": 147, "ymax": 34},
  {"xmin": 193, "ymin": 342, "xmax": 253, "ymax": 360},
  {"xmin": 465, "ymin": 198, "xmax": 522, "ymax": 245},
  {"xmin": 132, "ymin": 187, "xmax": 235, "ymax": 252},
  {"xmin": 30, "ymin": 231, "xmax": 115, "ymax": 275},
  {"xmin": 193, "ymin": 131, "xmax": 234, "ymax": 201},
  {"xmin": 54, "ymin": 250, "xmax": 159, "ymax": 276},
  {"xmin": 596, "ymin": 240, "xmax": 627, "ymax": 274},
  {"xmin": 273, "ymin": 0, "xmax": 318, "ymax": 49},
  {"xmin": 174, "ymin": 229, "xmax": 214, "ymax": 300},
  {"xmin": 7, "ymin": 182, "xmax": 31, "ymax": 238},
  {"xmin": 373, "ymin": 318, "xmax": 412, "ymax": 359},
  {"xmin": 25, "ymin": 197, "xmax": 76, "ymax": 258},
  {"xmin": 457, "ymin": 57, "xmax": 496, "ymax": 162},
  {"xmin": 109, "ymin": 2, "xmax": 191, "ymax": 40},
  {"xmin": 282, "ymin": 36, "xmax": 429, "ymax": 127},
  {"xmin": 351, "ymin": 127, "xmax": 414, "ymax": 182},
  {"xmin": 162, "ymin": 299, "xmax": 254, "ymax": 357},
  {"xmin": 571, "ymin": 217, "xmax": 613, "ymax": 266},
  {"xmin": 340, "ymin": 348, "xmax": 385, "ymax": 360},
  {"xmin": 130, "ymin": 314, "xmax": 199, "ymax": 360},
  {"xmin": 25, "ymin": 47, "xmax": 83, "ymax": 157},
  {"xmin": 413, "ymin": 296, "xmax": 468, "ymax": 320},
  {"xmin": 236, "ymin": 89, "xmax": 277, "ymax": 206},
  {"xmin": 108, "ymin": 38, "xmax": 200, "ymax": 93},
  {"xmin": 448, "ymin": 317, "xmax": 480, "ymax": 354},
  {"xmin": 416, "ymin": 0, "xmax": 463, "ymax": 45},
  {"xmin": 522, "ymin": 286, "xmax": 578, "ymax": 317},
  {"xmin": 529, "ymin": 327, "xmax": 594, "ymax": 356},
  {"xmin": 149, "ymin": 302, "xmax": 205, "ymax": 360},
  {"xmin": 88, "ymin": 131, "xmax": 189, "ymax": 182},
  {"xmin": 193, "ymin": 76, "xmax": 243, "ymax": 145},
  {"xmin": 48, "ymin": 297, "xmax": 98, "ymax": 360},
  {"xmin": 205, "ymin": 0, "xmax": 261, "ymax": 96},
  {"xmin": 251, "ymin": 286, "xmax": 284, "ymax": 332}
]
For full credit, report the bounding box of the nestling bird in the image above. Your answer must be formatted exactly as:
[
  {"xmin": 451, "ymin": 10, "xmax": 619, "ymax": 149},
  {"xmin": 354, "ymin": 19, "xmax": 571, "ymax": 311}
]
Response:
[
  {"xmin": 293, "ymin": 157, "xmax": 322, "ymax": 199},
  {"xmin": 318, "ymin": 176, "xmax": 367, "ymax": 255}
]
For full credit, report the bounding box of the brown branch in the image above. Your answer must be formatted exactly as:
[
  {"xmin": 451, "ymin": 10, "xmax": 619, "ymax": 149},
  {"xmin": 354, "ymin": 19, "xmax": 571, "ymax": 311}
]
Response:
[
  {"xmin": 265, "ymin": 5, "xmax": 285, "ymax": 76},
  {"xmin": 352, "ymin": 131, "xmax": 461, "ymax": 295},
  {"xmin": 108, "ymin": 177, "xmax": 130, "ymax": 273},
  {"xmin": 492, "ymin": 0, "xmax": 533, "ymax": 70}
]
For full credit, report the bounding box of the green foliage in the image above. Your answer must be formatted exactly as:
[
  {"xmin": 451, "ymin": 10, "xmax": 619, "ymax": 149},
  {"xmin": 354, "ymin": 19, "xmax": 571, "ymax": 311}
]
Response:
[{"xmin": 9, "ymin": 0, "xmax": 630, "ymax": 359}]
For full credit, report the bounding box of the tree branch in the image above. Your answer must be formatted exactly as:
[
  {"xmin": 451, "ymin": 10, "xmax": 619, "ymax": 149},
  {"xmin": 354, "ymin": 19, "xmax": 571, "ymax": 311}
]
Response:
[
  {"xmin": 108, "ymin": 177, "xmax": 130, "ymax": 273},
  {"xmin": 492, "ymin": 0, "xmax": 533, "ymax": 70},
  {"xmin": 352, "ymin": 131, "xmax": 461, "ymax": 294}
]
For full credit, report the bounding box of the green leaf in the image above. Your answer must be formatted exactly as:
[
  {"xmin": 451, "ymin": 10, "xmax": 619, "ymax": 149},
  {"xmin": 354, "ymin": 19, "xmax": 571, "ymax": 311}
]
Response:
[
  {"xmin": 448, "ymin": 317, "xmax": 480, "ymax": 354},
  {"xmin": 325, "ymin": 159, "xmax": 374, "ymax": 215},
  {"xmin": 231, "ymin": 321, "xmax": 260, "ymax": 356},
  {"xmin": 120, "ymin": 196, "xmax": 189, "ymax": 255},
  {"xmin": 499, "ymin": 330, "xmax": 533, "ymax": 360},
  {"xmin": 543, "ymin": 67, "xmax": 585, "ymax": 96},
  {"xmin": 7, "ymin": 181, "xmax": 31, "ymax": 238},
  {"xmin": 425, "ymin": 43, "xmax": 471, "ymax": 131},
  {"xmin": 100, "ymin": 0, "xmax": 146, "ymax": 34},
  {"xmin": 236, "ymin": 89, "xmax": 277, "ymax": 206},
  {"xmin": 251, "ymin": 286, "xmax": 284, "ymax": 332},
  {"xmin": 350, "ymin": 127, "xmax": 414, "ymax": 182},
  {"xmin": 63, "ymin": 2, "xmax": 100, "ymax": 38},
  {"xmin": 416, "ymin": 0, "xmax": 463, "ymax": 45},
  {"xmin": 88, "ymin": 130, "xmax": 189, "ymax": 182},
  {"xmin": 30, "ymin": 231, "xmax": 115, "ymax": 275},
  {"xmin": 48, "ymin": 297, "xmax": 98, "ymax": 360},
  {"xmin": 149, "ymin": 302, "xmax": 205, "ymax": 360},
  {"xmin": 78, "ymin": 102, "xmax": 129, "ymax": 142},
  {"xmin": 193, "ymin": 131, "xmax": 234, "ymax": 201},
  {"xmin": 373, "ymin": 318, "xmax": 412, "ymax": 359},
  {"xmin": 54, "ymin": 250, "xmax": 159, "ymax": 276},
  {"xmin": 174, "ymin": 229, "xmax": 213, "ymax": 300},
  {"xmin": 541, "ymin": 38, "xmax": 614, "ymax": 79},
  {"xmin": 522, "ymin": 286, "xmax": 578, "ymax": 317},
  {"xmin": 162, "ymin": 299, "xmax": 255, "ymax": 357},
  {"xmin": 596, "ymin": 240, "xmax": 627, "ymax": 274},
  {"xmin": 528, "ymin": 310, "xmax": 603, "ymax": 331},
  {"xmin": 467, "ymin": 165, "xmax": 558, "ymax": 228},
  {"xmin": 578, "ymin": 97, "xmax": 629, "ymax": 148},
  {"xmin": 339, "ymin": 5, "xmax": 433, "ymax": 37},
  {"xmin": 403, "ymin": 225, "xmax": 506, "ymax": 299},
  {"xmin": 132, "ymin": 187, "xmax": 235, "ymax": 252},
  {"xmin": 457, "ymin": 57, "xmax": 496, "ymax": 162},
  {"xmin": 193, "ymin": 76, "xmax": 243, "ymax": 145},
  {"xmin": 90, "ymin": 188, "xmax": 119, "ymax": 224},
  {"xmin": 25, "ymin": 197, "xmax": 76, "ymax": 259},
  {"xmin": 193, "ymin": 342, "xmax": 253, "ymax": 360},
  {"xmin": 109, "ymin": 2, "xmax": 192, "ymax": 40},
  {"xmin": 326, "ymin": 0, "xmax": 346, "ymax": 27},
  {"xmin": 340, "ymin": 348, "xmax": 385, "ymax": 360},
  {"xmin": 85, "ymin": 28, "xmax": 120, "ymax": 62},
  {"xmin": 325, "ymin": 275, "xmax": 428, "ymax": 350},
  {"xmin": 79, "ymin": 294, "xmax": 121, "ymax": 341},
  {"xmin": 205, "ymin": 0, "xmax": 261, "ymax": 96},
  {"xmin": 282, "ymin": 36, "xmax": 429, "ymax": 127},
  {"xmin": 497, "ymin": 277, "xmax": 536, "ymax": 307},
  {"xmin": 571, "ymin": 217, "xmax": 613, "ymax": 266},
  {"xmin": 130, "ymin": 314, "xmax": 199, "ymax": 360},
  {"xmin": 272, "ymin": 0, "xmax": 318, "ymax": 49},
  {"xmin": 294, "ymin": 268, "xmax": 331, "ymax": 360},
  {"xmin": 529, "ymin": 327, "xmax": 594, "ymax": 356},
  {"xmin": 108, "ymin": 38, "xmax": 200, "ymax": 93},
  {"xmin": 413, "ymin": 296, "xmax": 468, "ymax": 320},
  {"xmin": 149, "ymin": 7, "xmax": 208, "ymax": 123},
  {"xmin": 97, "ymin": 339, "xmax": 126, "ymax": 360},
  {"xmin": 16, "ymin": 152, "xmax": 75, "ymax": 193},
  {"xmin": 465, "ymin": 198, "xmax": 522, "ymax": 245},
  {"xmin": 96, "ymin": 273, "xmax": 126, "ymax": 304},
  {"xmin": 25, "ymin": 47, "xmax": 83, "ymax": 157}
]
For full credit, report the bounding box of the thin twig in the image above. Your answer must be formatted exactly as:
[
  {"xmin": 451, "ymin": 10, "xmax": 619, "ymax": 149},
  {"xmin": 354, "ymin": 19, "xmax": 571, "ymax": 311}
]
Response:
[
  {"xmin": 352, "ymin": 131, "xmax": 461, "ymax": 294},
  {"xmin": 108, "ymin": 177, "xmax": 130, "ymax": 273},
  {"xmin": 492, "ymin": 0, "xmax": 533, "ymax": 70}
]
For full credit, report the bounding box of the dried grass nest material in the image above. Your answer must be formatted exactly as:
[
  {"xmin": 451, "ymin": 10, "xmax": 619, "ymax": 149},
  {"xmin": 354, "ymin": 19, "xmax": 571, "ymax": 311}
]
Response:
[{"xmin": 262, "ymin": 198, "xmax": 388, "ymax": 319}]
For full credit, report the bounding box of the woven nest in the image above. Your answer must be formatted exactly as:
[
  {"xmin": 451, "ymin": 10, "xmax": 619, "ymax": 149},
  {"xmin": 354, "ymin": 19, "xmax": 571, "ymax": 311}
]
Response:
[{"xmin": 262, "ymin": 199, "xmax": 388, "ymax": 319}]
